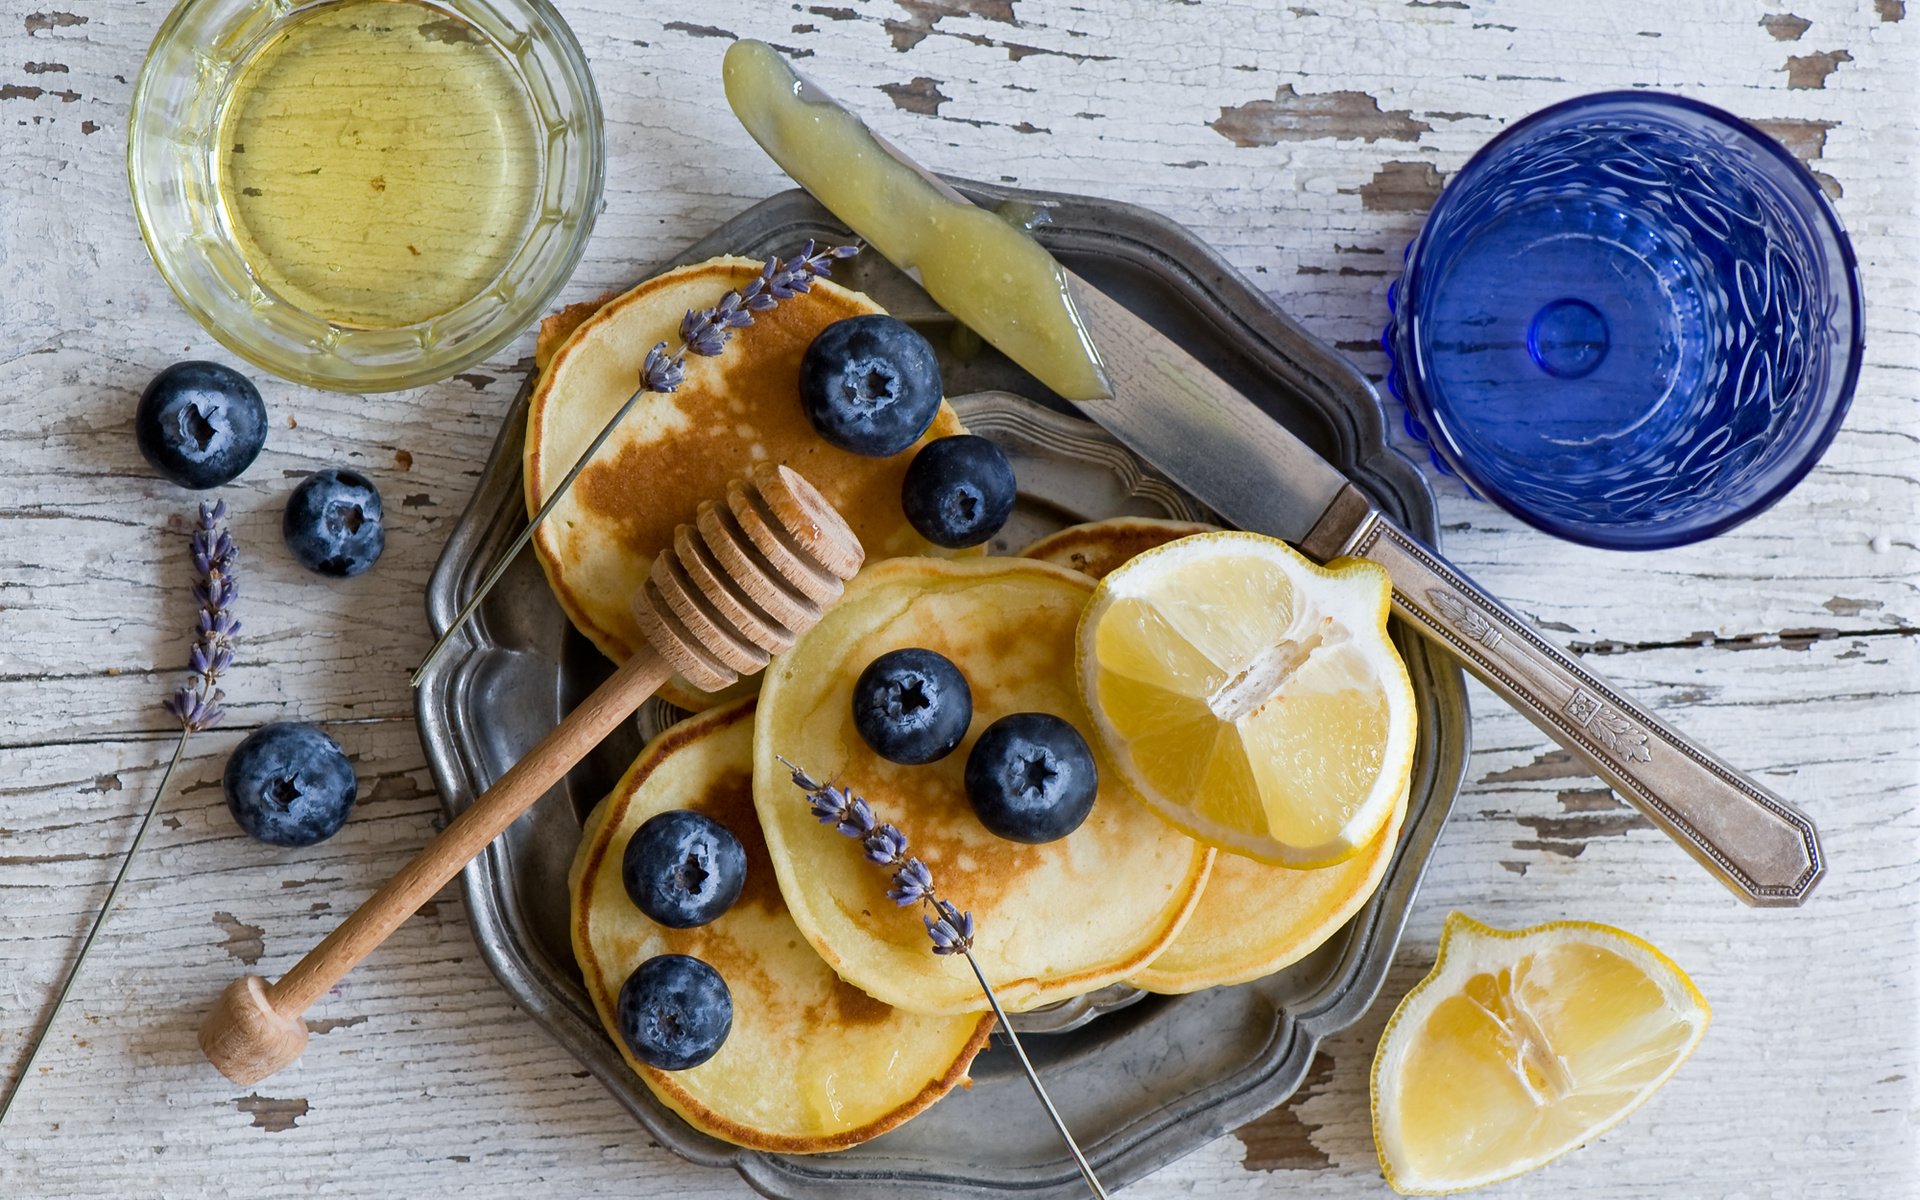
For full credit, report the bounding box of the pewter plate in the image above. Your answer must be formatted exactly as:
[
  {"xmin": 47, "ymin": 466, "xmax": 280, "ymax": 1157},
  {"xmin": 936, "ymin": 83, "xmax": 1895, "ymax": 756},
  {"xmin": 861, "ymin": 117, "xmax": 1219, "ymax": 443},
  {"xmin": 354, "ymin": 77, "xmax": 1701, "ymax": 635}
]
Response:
[{"xmin": 416, "ymin": 183, "xmax": 1471, "ymax": 1199}]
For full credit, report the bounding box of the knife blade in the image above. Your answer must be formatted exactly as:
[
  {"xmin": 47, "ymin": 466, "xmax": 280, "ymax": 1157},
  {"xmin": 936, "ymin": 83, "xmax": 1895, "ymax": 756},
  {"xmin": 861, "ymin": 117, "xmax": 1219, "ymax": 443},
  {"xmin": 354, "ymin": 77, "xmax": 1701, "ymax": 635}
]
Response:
[
  {"xmin": 728, "ymin": 42, "xmax": 1824, "ymax": 906},
  {"xmin": 1061, "ymin": 275, "xmax": 1350, "ymax": 544}
]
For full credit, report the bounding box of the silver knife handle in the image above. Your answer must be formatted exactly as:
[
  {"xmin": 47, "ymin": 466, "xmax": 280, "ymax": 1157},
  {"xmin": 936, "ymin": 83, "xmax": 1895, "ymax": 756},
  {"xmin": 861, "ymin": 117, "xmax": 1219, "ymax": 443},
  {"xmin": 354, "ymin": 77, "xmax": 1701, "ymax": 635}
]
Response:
[{"xmin": 1315, "ymin": 501, "xmax": 1824, "ymax": 906}]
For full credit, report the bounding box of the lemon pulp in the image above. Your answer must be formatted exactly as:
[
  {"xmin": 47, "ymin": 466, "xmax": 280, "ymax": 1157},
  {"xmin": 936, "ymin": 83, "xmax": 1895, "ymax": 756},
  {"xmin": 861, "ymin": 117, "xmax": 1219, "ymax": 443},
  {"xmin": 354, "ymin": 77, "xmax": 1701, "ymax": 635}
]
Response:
[
  {"xmin": 1372, "ymin": 914, "xmax": 1710, "ymax": 1194},
  {"xmin": 1079, "ymin": 532, "xmax": 1415, "ymax": 867}
]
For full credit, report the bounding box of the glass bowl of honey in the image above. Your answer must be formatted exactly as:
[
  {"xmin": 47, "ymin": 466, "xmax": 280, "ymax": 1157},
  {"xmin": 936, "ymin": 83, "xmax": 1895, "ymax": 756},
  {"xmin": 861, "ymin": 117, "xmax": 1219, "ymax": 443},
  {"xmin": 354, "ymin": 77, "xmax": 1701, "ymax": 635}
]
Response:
[{"xmin": 129, "ymin": 0, "xmax": 603, "ymax": 392}]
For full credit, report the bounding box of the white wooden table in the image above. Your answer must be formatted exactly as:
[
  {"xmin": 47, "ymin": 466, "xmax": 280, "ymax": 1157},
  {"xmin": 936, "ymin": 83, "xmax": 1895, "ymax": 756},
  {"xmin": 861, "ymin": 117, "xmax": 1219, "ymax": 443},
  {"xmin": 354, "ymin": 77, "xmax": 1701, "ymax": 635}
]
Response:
[{"xmin": 3, "ymin": 1, "xmax": 1914, "ymax": 1195}]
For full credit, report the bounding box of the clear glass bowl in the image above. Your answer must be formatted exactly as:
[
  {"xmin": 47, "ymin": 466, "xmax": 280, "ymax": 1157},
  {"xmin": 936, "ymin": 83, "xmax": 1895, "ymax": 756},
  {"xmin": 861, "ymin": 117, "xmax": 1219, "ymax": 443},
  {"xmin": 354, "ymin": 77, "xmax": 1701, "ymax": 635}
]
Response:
[
  {"xmin": 1385, "ymin": 93, "xmax": 1863, "ymax": 549},
  {"xmin": 129, "ymin": 0, "xmax": 603, "ymax": 393}
]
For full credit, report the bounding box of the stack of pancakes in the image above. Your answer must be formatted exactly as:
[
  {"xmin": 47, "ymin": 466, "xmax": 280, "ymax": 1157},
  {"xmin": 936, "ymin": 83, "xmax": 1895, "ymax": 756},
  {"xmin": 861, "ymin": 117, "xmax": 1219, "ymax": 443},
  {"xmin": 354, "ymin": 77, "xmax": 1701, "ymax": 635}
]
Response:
[
  {"xmin": 571, "ymin": 700, "xmax": 995, "ymax": 1150},
  {"xmin": 547, "ymin": 261, "xmax": 1402, "ymax": 1152}
]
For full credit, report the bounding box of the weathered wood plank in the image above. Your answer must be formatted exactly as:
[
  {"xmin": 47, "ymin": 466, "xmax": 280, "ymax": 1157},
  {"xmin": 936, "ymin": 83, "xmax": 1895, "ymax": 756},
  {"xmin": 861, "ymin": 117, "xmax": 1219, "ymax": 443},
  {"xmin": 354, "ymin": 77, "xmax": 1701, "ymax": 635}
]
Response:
[
  {"xmin": 2, "ymin": 0, "xmax": 1912, "ymax": 1195},
  {"xmin": 2, "ymin": 637, "xmax": 1911, "ymax": 1196}
]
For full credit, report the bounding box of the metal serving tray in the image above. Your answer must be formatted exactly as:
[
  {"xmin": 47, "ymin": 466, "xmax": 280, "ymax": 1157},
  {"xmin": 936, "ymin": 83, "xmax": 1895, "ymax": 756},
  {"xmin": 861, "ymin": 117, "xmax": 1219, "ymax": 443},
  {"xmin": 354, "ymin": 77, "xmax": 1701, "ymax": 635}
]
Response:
[{"xmin": 416, "ymin": 183, "xmax": 1471, "ymax": 1199}]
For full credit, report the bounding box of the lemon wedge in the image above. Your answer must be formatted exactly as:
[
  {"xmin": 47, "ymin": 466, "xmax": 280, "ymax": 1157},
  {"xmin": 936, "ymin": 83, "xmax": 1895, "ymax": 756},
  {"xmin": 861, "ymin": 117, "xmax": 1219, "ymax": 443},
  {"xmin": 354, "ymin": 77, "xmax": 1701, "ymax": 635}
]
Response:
[
  {"xmin": 1372, "ymin": 913, "xmax": 1711, "ymax": 1195},
  {"xmin": 1075, "ymin": 531, "xmax": 1415, "ymax": 866}
]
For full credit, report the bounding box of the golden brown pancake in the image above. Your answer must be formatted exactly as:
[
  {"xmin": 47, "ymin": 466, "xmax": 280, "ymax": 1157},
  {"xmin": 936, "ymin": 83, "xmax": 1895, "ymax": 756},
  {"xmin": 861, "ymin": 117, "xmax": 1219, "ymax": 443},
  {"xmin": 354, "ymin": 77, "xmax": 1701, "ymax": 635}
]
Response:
[
  {"xmin": 1128, "ymin": 782, "xmax": 1408, "ymax": 994},
  {"xmin": 1019, "ymin": 517, "xmax": 1217, "ymax": 581},
  {"xmin": 535, "ymin": 289, "xmax": 620, "ymax": 369},
  {"xmin": 527, "ymin": 256, "xmax": 967, "ymax": 707},
  {"xmin": 752, "ymin": 556, "xmax": 1213, "ymax": 1015},
  {"xmin": 570, "ymin": 699, "xmax": 994, "ymax": 1151}
]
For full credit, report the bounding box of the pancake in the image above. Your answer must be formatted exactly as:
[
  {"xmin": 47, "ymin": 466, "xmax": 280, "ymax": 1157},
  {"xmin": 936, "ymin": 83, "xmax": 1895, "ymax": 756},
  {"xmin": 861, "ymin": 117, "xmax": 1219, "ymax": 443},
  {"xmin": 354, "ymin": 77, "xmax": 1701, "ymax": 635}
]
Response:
[
  {"xmin": 527, "ymin": 255, "xmax": 968, "ymax": 708},
  {"xmin": 570, "ymin": 698, "xmax": 994, "ymax": 1151},
  {"xmin": 1128, "ymin": 782, "xmax": 1409, "ymax": 994},
  {"xmin": 752, "ymin": 556, "xmax": 1213, "ymax": 1015},
  {"xmin": 1019, "ymin": 517, "xmax": 1217, "ymax": 581},
  {"xmin": 535, "ymin": 289, "xmax": 620, "ymax": 370},
  {"xmin": 1024, "ymin": 517, "xmax": 1405, "ymax": 994}
]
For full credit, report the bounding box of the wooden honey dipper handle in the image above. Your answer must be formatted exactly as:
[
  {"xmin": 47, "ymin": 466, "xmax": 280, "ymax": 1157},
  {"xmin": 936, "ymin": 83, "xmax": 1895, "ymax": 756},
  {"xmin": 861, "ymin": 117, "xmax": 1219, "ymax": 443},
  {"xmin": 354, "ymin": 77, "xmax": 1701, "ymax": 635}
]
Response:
[
  {"xmin": 200, "ymin": 465, "xmax": 863, "ymax": 1086},
  {"xmin": 197, "ymin": 648, "xmax": 674, "ymax": 1085}
]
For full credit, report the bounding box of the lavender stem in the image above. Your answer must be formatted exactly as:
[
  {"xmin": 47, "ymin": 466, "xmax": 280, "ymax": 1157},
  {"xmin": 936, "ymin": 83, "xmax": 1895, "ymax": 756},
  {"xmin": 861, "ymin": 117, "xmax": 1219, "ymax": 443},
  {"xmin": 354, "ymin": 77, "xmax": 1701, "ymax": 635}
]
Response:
[
  {"xmin": 962, "ymin": 950, "xmax": 1111, "ymax": 1200},
  {"xmin": 409, "ymin": 376, "xmax": 654, "ymax": 688},
  {"xmin": 0, "ymin": 730, "xmax": 188, "ymax": 1129}
]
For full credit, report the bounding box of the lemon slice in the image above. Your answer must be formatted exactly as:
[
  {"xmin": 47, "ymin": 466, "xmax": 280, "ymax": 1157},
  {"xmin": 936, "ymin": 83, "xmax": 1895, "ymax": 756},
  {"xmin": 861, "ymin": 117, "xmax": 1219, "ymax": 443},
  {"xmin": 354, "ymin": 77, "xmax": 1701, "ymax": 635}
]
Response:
[
  {"xmin": 1372, "ymin": 913, "xmax": 1711, "ymax": 1195},
  {"xmin": 1075, "ymin": 531, "xmax": 1415, "ymax": 866}
]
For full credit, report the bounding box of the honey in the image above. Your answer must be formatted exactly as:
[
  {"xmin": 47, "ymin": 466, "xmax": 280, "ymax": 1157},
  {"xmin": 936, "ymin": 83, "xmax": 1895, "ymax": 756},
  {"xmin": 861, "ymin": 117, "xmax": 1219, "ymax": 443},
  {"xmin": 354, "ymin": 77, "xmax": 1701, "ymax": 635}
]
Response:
[
  {"xmin": 215, "ymin": 0, "xmax": 543, "ymax": 330},
  {"xmin": 723, "ymin": 39, "xmax": 1112, "ymax": 403}
]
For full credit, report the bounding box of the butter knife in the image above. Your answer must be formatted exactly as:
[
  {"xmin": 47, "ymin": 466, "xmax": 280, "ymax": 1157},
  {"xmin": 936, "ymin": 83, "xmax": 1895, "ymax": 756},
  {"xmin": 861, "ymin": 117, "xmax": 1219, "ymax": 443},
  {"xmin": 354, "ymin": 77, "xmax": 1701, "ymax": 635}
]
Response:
[{"xmin": 726, "ymin": 43, "xmax": 1823, "ymax": 906}]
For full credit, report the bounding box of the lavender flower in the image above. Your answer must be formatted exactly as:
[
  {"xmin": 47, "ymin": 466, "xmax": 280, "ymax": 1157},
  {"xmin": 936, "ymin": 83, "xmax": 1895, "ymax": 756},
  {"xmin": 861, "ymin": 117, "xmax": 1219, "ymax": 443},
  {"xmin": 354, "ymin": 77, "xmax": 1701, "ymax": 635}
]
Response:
[
  {"xmin": 162, "ymin": 500, "xmax": 238, "ymax": 733},
  {"xmin": 925, "ymin": 900, "xmax": 976, "ymax": 957},
  {"xmin": 886, "ymin": 857, "xmax": 934, "ymax": 906},
  {"xmin": 777, "ymin": 756, "xmax": 974, "ymax": 956},
  {"xmin": 862, "ymin": 822, "xmax": 909, "ymax": 865},
  {"xmin": 641, "ymin": 240, "xmax": 860, "ymax": 395},
  {"xmin": 638, "ymin": 342, "xmax": 687, "ymax": 395},
  {"xmin": 807, "ymin": 780, "xmax": 875, "ymax": 837}
]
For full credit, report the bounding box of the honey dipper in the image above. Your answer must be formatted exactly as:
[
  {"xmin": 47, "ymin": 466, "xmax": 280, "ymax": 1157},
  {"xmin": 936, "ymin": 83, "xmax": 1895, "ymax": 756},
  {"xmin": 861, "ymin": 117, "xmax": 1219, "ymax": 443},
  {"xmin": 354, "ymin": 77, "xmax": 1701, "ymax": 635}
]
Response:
[{"xmin": 200, "ymin": 464, "xmax": 864, "ymax": 1086}]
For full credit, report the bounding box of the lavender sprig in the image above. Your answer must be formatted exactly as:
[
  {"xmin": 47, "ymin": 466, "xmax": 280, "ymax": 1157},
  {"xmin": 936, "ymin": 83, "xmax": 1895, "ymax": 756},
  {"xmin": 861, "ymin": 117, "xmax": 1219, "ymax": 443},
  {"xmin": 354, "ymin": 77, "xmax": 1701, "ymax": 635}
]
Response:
[
  {"xmin": 777, "ymin": 758, "xmax": 1107, "ymax": 1198},
  {"xmin": 778, "ymin": 758, "xmax": 974, "ymax": 956},
  {"xmin": 0, "ymin": 501, "xmax": 241, "ymax": 1129},
  {"xmin": 409, "ymin": 241, "xmax": 861, "ymax": 688},
  {"xmin": 642, "ymin": 240, "xmax": 861, "ymax": 395}
]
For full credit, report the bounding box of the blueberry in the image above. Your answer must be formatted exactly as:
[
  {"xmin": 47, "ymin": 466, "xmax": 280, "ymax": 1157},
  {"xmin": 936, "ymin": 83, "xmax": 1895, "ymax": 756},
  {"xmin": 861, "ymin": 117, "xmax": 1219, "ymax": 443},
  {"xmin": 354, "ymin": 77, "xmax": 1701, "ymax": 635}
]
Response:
[
  {"xmin": 135, "ymin": 361, "xmax": 268, "ymax": 490},
  {"xmin": 799, "ymin": 315, "xmax": 944, "ymax": 456},
  {"xmin": 852, "ymin": 648, "xmax": 973, "ymax": 765},
  {"xmin": 617, "ymin": 953, "xmax": 733, "ymax": 1071},
  {"xmin": 223, "ymin": 722, "xmax": 358, "ymax": 848},
  {"xmin": 963, "ymin": 712, "xmax": 1099, "ymax": 844},
  {"xmin": 622, "ymin": 811, "xmax": 748, "ymax": 929},
  {"xmin": 283, "ymin": 468, "xmax": 385, "ymax": 577},
  {"xmin": 901, "ymin": 435, "xmax": 1017, "ymax": 548}
]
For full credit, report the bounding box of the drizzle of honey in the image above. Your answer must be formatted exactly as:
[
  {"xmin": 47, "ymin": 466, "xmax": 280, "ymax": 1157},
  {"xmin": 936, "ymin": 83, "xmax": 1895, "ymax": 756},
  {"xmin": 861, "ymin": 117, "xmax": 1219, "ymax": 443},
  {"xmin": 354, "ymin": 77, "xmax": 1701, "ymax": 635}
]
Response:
[
  {"xmin": 723, "ymin": 39, "xmax": 1112, "ymax": 403},
  {"xmin": 215, "ymin": 0, "xmax": 543, "ymax": 329}
]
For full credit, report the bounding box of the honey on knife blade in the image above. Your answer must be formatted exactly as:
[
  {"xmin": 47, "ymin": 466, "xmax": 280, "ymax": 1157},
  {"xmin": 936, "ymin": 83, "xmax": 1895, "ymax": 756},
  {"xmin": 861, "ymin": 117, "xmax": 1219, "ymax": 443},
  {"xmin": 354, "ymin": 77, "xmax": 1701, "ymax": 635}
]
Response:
[{"xmin": 722, "ymin": 39, "xmax": 1112, "ymax": 403}]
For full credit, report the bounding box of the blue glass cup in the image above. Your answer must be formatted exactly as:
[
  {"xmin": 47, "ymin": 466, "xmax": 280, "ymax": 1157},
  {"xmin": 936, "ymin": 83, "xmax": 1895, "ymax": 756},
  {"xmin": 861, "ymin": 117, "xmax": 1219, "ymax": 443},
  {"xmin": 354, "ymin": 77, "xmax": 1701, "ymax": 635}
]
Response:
[{"xmin": 1385, "ymin": 93, "xmax": 1863, "ymax": 549}]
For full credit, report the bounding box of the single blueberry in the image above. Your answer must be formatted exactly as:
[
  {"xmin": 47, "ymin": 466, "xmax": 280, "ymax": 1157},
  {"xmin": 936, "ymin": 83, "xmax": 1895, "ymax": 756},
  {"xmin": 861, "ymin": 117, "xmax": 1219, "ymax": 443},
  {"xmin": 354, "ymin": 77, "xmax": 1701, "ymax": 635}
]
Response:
[
  {"xmin": 901, "ymin": 435, "xmax": 1017, "ymax": 548},
  {"xmin": 283, "ymin": 468, "xmax": 385, "ymax": 577},
  {"xmin": 134, "ymin": 361, "xmax": 268, "ymax": 490},
  {"xmin": 799, "ymin": 315, "xmax": 944, "ymax": 456},
  {"xmin": 223, "ymin": 722, "xmax": 358, "ymax": 848},
  {"xmin": 622, "ymin": 810, "xmax": 748, "ymax": 929},
  {"xmin": 852, "ymin": 648, "xmax": 973, "ymax": 765},
  {"xmin": 617, "ymin": 953, "xmax": 733, "ymax": 1071},
  {"xmin": 963, "ymin": 712, "xmax": 1099, "ymax": 844}
]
